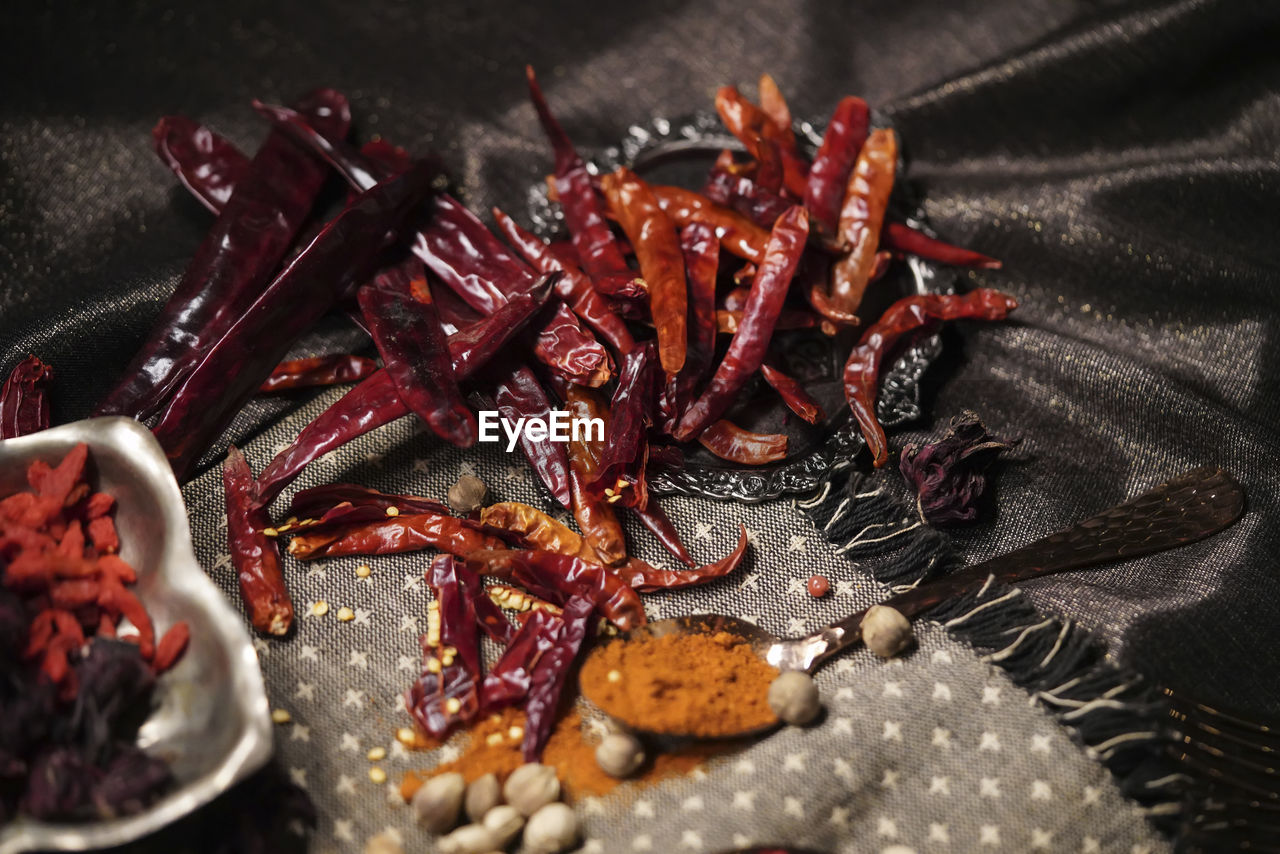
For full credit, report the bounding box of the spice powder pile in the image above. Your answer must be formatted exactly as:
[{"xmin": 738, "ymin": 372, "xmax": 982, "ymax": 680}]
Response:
[{"xmin": 579, "ymin": 630, "xmax": 779, "ymax": 737}]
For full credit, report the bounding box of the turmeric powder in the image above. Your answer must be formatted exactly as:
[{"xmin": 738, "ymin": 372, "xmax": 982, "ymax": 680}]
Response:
[{"xmin": 579, "ymin": 630, "xmax": 779, "ymax": 737}]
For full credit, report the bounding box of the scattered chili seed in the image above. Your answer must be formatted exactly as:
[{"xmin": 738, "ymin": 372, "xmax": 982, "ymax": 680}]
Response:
[
  {"xmin": 807, "ymin": 575, "xmax": 831, "ymax": 598},
  {"xmin": 369, "ymin": 767, "xmax": 388, "ymax": 784},
  {"xmin": 368, "ymin": 746, "xmax": 387, "ymax": 761},
  {"xmin": 606, "ymin": 669, "xmax": 622, "ymax": 684},
  {"xmin": 311, "ymin": 600, "xmax": 330, "ymax": 617},
  {"xmin": 445, "ymin": 697, "xmax": 462, "ymax": 715},
  {"xmin": 396, "ymin": 727, "xmax": 417, "ymax": 747},
  {"xmin": 508, "ymin": 725, "xmax": 524, "ymax": 741},
  {"xmin": 336, "ymin": 606, "xmax": 356, "ymax": 622},
  {"xmin": 356, "ymin": 564, "xmax": 372, "ymax": 578},
  {"xmin": 486, "ymin": 732, "xmax": 505, "ymax": 747},
  {"xmin": 271, "ymin": 709, "xmax": 292, "ymax": 724}
]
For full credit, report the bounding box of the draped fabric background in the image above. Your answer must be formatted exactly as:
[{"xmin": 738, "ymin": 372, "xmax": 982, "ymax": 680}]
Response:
[{"xmin": 3, "ymin": 0, "xmax": 1280, "ymax": 851}]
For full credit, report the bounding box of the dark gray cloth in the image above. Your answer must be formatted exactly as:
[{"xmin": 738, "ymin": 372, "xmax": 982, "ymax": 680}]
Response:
[{"xmin": 3, "ymin": 0, "xmax": 1279, "ymax": 850}]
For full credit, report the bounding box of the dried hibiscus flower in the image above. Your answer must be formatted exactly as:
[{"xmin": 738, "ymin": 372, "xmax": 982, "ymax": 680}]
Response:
[{"xmin": 899, "ymin": 411, "xmax": 1016, "ymax": 525}]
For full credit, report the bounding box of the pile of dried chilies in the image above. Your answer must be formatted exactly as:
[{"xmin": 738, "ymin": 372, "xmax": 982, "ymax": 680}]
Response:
[
  {"xmin": 8, "ymin": 71, "xmax": 1017, "ymax": 765},
  {"xmin": 0, "ymin": 444, "xmax": 189, "ymax": 822}
]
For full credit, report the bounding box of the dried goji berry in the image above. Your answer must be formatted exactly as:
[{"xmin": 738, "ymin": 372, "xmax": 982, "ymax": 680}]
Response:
[{"xmin": 152, "ymin": 622, "xmax": 190, "ymax": 673}]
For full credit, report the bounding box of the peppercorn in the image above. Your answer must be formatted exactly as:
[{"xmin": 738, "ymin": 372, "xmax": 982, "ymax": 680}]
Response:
[
  {"xmin": 806, "ymin": 575, "xmax": 830, "ymax": 597},
  {"xmin": 595, "ymin": 732, "xmax": 645, "ymax": 778},
  {"xmin": 767, "ymin": 670, "xmax": 821, "ymax": 725},
  {"xmin": 412, "ymin": 771, "xmax": 465, "ymax": 832},
  {"xmin": 524, "ymin": 802, "xmax": 579, "ymax": 853},
  {"xmin": 861, "ymin": 604, "xmax": 914, "ymax": 658},
  {"xmin": 437, "ymin": 823, "xmax": 497, "ymax": 854},
  {"xmin": 503, "ymin": 763, "xmax": 560, "ymax": 816},
  {"xmin": 448, "ymin": 475, "xmax": 489, "ymax": 514},
  {"xmin": 482, "ymin": 804, "xmax": 525, "ymax": 847},
  {"xmin": 464, "ymin": 772, "xmax": 502, "ymax": 822},
  {"xmin": 362, "ymin": 832, "xmax": 405, "ymax": 854}
]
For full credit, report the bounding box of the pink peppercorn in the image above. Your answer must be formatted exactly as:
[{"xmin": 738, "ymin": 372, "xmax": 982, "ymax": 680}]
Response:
[{"xmin": 807, "ymin": 575, "xmax": 830, "ymax": 598}]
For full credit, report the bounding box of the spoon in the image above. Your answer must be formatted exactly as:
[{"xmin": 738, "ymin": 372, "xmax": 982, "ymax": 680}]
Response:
[{"xmin": 584, "ymin": 466, "xmax": 1244, "ymax": 742}]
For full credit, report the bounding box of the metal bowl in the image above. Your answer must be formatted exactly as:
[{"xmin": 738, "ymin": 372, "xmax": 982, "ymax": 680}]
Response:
[{"xmin": 0, "ymin": 418, "xmax": 271, "ymax": 854}]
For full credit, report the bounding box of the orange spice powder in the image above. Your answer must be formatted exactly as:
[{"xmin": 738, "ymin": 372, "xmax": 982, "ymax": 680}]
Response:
[
  {"xmin": 400, "ymin": 706, "xmax": 724, "ymax": 803},
  {"xmin": 578, "ymin": 630, "xmax": 779, "ymax": 737}
]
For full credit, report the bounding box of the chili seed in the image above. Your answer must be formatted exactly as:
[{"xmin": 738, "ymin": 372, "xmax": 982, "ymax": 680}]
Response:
[
  {"xmin": 807, "ymin": 575, "xmax": 831, "ymax": 597},
  {"xmin": 486, "ymin": 732, "xmax": 504, "ymax": 747},
  {"xmin": 426, "ymin": 657, "xmax": 443, "ymax": 674},
  {"xmin": 445, "ymin": 697, "xmax": 462, "ymax": 715},
  {"xmin": 385, "ymin": 506, "xmax": 400, "ymax": 517},
  {"xmin": 311, "ymin": 600, "xmax": 329, "ymax": 617},
  {"xmin": 396, "ymin": 727, "xmax": 417, "ymax": 746},
  {"xmin": 367, "ymin": 746, "xmax": 387, "ymax": 761},
  {"xmin": 271, "ymin": 709, "xmax": 292, "ymax": 724},
  {"xmin": 508, "ymin": 725, "xmax": 524, "ymax": 741},
  {"xmin": 356, "ymin": 564, "xmax": 372, "ymax": 578},
  {"xmin": 336, "ymin": 606, "xmax": 355, "ymax": 622},
  {"xmin": 606, "ymin": 669, "xmax": 622, "ymax": 683},
  {"xmin": 369, "ymin": 767, "xmax": 387, "ymax": 784}
]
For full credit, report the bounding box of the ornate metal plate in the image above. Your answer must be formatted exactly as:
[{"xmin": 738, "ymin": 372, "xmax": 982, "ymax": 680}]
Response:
[{"xmin": 527, "ymin": 112, "xmax": 953, "ymax": 503}]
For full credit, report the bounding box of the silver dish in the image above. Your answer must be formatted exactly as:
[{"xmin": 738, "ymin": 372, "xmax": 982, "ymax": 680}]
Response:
[
  {"xmin": 0, "ymin": 418, "xmax": 272, "ymax": 854},
  {"xmin": 526, "ymin": 111, "xmax": 951, "ymax": 502}
]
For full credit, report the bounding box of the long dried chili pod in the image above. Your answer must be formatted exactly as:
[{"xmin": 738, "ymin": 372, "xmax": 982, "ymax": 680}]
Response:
[
  {"xmin": 564, "ymin": 386, "xmax": 627, "ymax": 564},
  {"xmin": 674, "ymin": 207, "xmax": 810, "ymax": 441},
  {"xmin": 151, "ymin": 116, "xmax": 250, "ymax": 215},
  {"xmin": 493, "ymin": 208, "xmax": 636, "ymax": 355},
  {"xmin": 697, "ymin": 420, "xmax": 788, "ymax": 464},
  {"xmin": 651, "ymin": 185, "xmax": 769, "ymax": 264},
  {"xmin": 591, "ymin": 342, "xmax": 657, "ymax": 510},
  {"xmin": 154, "ymin": 160, "xmax": 440, "ymax": 479},
  {"xmin": 677, "ymin": 222, "xmax": 719, "ymax": 399},
  {"xmin": 714, "ymin": 86, "xmax": 808, "ymax": 197},
  {"xmin": 1, "ymin": 356, "xmax": 54, "ymax": 440},
  {"xmin": 882, "ymin": 222, "xmax": 1002, "ymax": 269},
  {"xmin": 845, "ymin": 289, "xmax": 1019, "ymax": 467},
  {"xmin": 289, "ymin": 484, "xmax": 450, "ymax": 520},
  {"xmin": 522, "ymin": 594, "xmax": 595, "ymax": 761},
  {"xmin": 533, "ymin": 301, "xmax": 611, "ymax": 387},
  {"xmin": 259, "ymin": 354, "xmax": 379, "ymax": 393},
  {"xmin": 599, "ymin": 167, "xmax": 687, "ymax": 374},
  {"xmin": 479, "ymin": 502, "xmax": 601, "ymax": 563},
  {"xmin": 223, "ymin": 446, "xmax": 292, "ymax": 636},
  {"xmin": 760, "ymin": 362, "xmax": 826, "ymax": 424},
  {"xmin": 702, "ymin": 167, "xmax": 793, "ymax": 230},
  {"xmin": 493, "ymin": 365, "xmax": 574, "ymax": 510},
  {"xmin": 467, "ymin": 549, "xmax": 646, "ymax": 632},
  {"xmin": 286, "ymin": 511, "xmax": 504, "ymax": 560},
  {"xmin": 757, "ymin": 74, "xmax": 796, "ymax": 149},
  {"xmin": 626, "ymin": 496, "xmax": 695, "ymax": 567},
  {"xmin": 252, "ymin": 281, "xmax": 552, "ymax": 508},
  {"xmin": 526, "ymin": 66, "xmax": 631, "ymax": 280},
  {"xmin": 479, "ymin": 609, "xmax": 560, "ymax": 712},
  {"xmin": 427, "ymin": 555, "xmax": 483, "ymax": 679},
  {"xmin": 97, "ymin": 90, "xmax": 351, "ymax": 420},
  {"xmin": 804, "ymin": 96, "xmax": 870, "ymax": 237},
  {"xmin": 813, "ymin": 128, "xmax": 897, "ymax": 323},
  {"xmin": 358, "ymin": 259, "xmax": 477, "ymax": 447},
  {"xmin": 620, "ymin": 524, "xmax": 748, "ymax": 592}
]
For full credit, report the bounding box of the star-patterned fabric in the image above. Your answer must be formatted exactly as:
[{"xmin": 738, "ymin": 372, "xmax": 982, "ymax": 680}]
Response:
[{"xmin": 181, "ymin": 386, "xmax": 1168, "ymax": 853}]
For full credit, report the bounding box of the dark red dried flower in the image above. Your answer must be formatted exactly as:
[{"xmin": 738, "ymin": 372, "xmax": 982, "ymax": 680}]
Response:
[{"xmin": 899, "ymin": 411, "xmax": 1015, "ymax": 526}]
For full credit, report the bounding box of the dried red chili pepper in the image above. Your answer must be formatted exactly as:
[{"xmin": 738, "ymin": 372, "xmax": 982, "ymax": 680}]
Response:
[
  {"xmin": 478, "ymin": 609, "xmax": 560, "ymax": 713},
  {"xmin": 150, "ymin": 116, "xmax": 250, "ymax": 215},
  {"xmin": 492, "ymin": 365, "xmax": 574, "ymax": 510},
  {"xmin": 358, "ymin": 259, "xmax": 477, "ymax": 446},
  {"xmin": 526, "ymin": 66, "xmax": 631, "ymax": 280},
  {"xmin": 258, "ymin": 354, "xmax": 379, "ymax": 393},
  {"xmin": 534, "ymin": 302, "xmax": 612, "ymax": 387},
  {"xmin": 154, "ymin": 160, "xmax": 440, "ymax": 479},
  {"xmin": 591, "ymin": 342, "xmax": 658, "ymax": 510},
  {"xmin": 626, "ymin": 497, "xmax": 695, "ymax": 567},
  {"xmin": 479, "ymin": 502, "xmax": 601, "ymax": 563},
  {"xmin": 289, "ymin": 484, "xmax": 450, "ymax": 521},
  {"xmin": 760, "ymin": 362, "xmax": 826, "ymax": 424},
  {"xmin": 714, "ymin": 86, "xmax": 808, "ymax": 198},
  {"xmin": 846, "ymin": 289, "xmax": 1019, "ymax": 467},
  {"xmin": 757, "ymin": 74, "xmax": 795, "ymax": 150},
  {"xmin": 715, "ymin": 308, "xmax": 821, "ymax": 335},
  {"xmin": 408, "ymin": 645, "xmax": 479, "ymax": 739},
  {"xmin": 1, "ymin": 356, "xmax": 54, "ymax": 440},
  {"xmin": 702, "ymin": 166, "xmax": 793, "ymax": 230},
  {"xmin": 97, "ymin": 90, "xmax": 351, "ymax": 421},
  {"xmin": 522, "ymin": 594, "xmax": 595, "ymax": 761},
  {"xmin": 562, "ymin": 387, "xmax": 627, "ymax": 564},
  {"xmin": 599, "ymin": 167, "xmax": 688, "ymax": 374},
  {"xmin": 428, "ymin": 555, "xmax": 483, "ymax": 678},
  {"xmin": 492, "ymin": 207, "xmax": 636, "ymax": 355},
  {"xmin": 651, "ymin": 185, "xmax": 770, "ymax": 264},
  {"xmin": 467, "ymin": 549, "xmax": 645, "ymax": 632},
  {"xmin": 812, "ymin": 128, "xmax": 897, "ymax": 323},
  {"xmin": 697, "ymin": 420, "xmax": 788, "ymax": 464},
  {"xmin": 620, "ymin": 525, "xmax": 749, "ymax": 592},
  {"xmin": 286, "ymin": 511, "xmax": 503, "ymax": 561},
  {"xmin": 223, "ymin": 446, "xmax": 292, "ymax": 636},
  {"xmin": 674, "ymin": 207, "xmax": 810, "ymax": 441},
  {"xmin": 882, "ymin": 222, "xmax": 1002, "ymax": 269},
  {"xmin": 804, "ymin": 96, "xmax": 870, "ymax": 237}
]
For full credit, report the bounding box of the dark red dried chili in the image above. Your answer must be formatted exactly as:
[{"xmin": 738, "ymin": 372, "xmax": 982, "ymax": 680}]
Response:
[
  {"xmin": 714, "ymin": 86, "xmax": 809, "ymax": 197},
  {"xmin": 760, "ymin": 362, "xmax": 826, "ymax": 424},
  {"xmin": 564, "ymin": 386, "xmax": 627, "ymax": 564},
  {"xmin": 882, "ymin": 222, "xmax": 1002, "ymax": 269},
  {"xmin": 1, "ymin": 356, "xmax": 54, "ymax": 440},
  {"xmin": 285, "ymin": 511, "xmax": 504, "ymax": 561},
  {"xmin": 223, "ymin": 446, "xmax": 292, "ymax": 636},
  {"xmin": 703, "ymin": 166, "xmax": 793, "ymax": 230},
  {"xmin": 289, "ymin": 484, "xmax": 450, "ymax": 520},
  {"xmin": 467, "ymin": 549, "xmax": 646, "ymax": 632},
  {"xmin": 150, "ymin": 116, "xmax": 250, "ymax": 215},
  {"xmin": 804, "ymin": 96, "xmax": 869, "ymax": 237},
  {"xmin": 626, "ymin": 496, "xmax": 696, "ymax": 567},
  {"xmin": 478, "ymin": 609, "xmax": 560, "ymax": 713},
  {"xmin": 651, "ymin": 185, "xmax": 770, "ymax": 264},
  {"xmin": 620, "ymin": 525, "xmax": 749, "ymax": 592},
  {"xmin": 358, "ymin": 259, "xmax": 477, "ymax": 446},
  {"xmin": 258, "ymin": 354, "xmax": 379, "ymax": 393},
  {"xmin": 591, "ymin": 342, "xmax": 658, "ymax": 509},
  {"xmin": 522, "ymin": 594, "xmax": 595, "ymax": 761},
  {"xmin": 492, "ymin": 365, "xmax": 574, "ymax": 509},
  {"xmin": 154, "ymin": 160, "xmax": 440, "ymax": 479},
  {"xmin": 674, "ymin": 206, "xmax": 810, "ymax": 441},
  {"xmin": 846, "ymin": 290, "xmax": 1019, "ymax": 467},
  {"xmin": 97, "ymin": 90, "xmax": 351, "ymax": 421}
]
